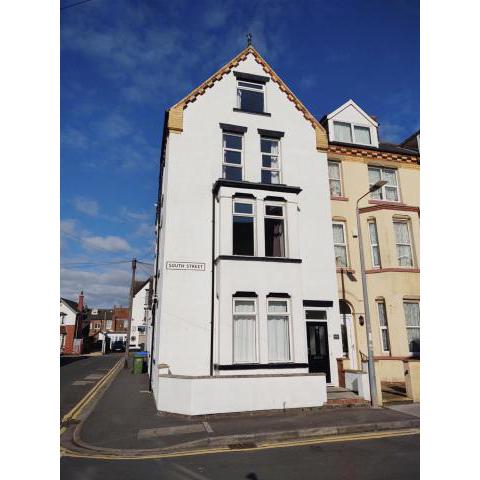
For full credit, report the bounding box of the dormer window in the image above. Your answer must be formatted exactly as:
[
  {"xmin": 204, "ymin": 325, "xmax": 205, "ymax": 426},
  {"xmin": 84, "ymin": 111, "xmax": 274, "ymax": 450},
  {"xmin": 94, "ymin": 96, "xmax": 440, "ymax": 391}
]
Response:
[
  {"xmin": 334, "ymin": 121, "xmax": 352, "ymax": 143},
  {"xmin": 354, "ymin": 126, "xmax": 371, "ymax": 145},
  {"xmin": 333, "ymin": 121, "xmax": 372, "ymax": 146}
]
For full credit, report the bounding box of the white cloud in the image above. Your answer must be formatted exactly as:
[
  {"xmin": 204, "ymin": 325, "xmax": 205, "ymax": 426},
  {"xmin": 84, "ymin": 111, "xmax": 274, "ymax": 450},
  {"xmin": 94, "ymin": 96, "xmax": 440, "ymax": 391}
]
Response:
[
  {"xmin": 72, "ymin": 197, "xmax": 99, "ymax": 217},
  {"xmin": 82, "ymin": 235, "xmax": 132, "ymax": 252},
  {"xmin": 120, "ymin": 207, "xmax": 151, "ymax": 222},
  {"xmin": 96, "ymin": 113, "xmax": 132, "ymax": 139},
  {"xmin": 61, "ymin": 266, "xmax": 131, "ymax": 307}
]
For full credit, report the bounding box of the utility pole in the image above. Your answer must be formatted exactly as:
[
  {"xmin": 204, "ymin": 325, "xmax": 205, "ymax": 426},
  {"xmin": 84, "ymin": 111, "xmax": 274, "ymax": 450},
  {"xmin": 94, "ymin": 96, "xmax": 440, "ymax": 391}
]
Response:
[{"xmin": 124, "ymin": 258, "xmax": 137, "ymax": 368}]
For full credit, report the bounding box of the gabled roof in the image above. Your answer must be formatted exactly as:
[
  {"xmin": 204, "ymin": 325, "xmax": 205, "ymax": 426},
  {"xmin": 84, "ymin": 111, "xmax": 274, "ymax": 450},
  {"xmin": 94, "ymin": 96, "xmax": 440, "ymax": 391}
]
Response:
[
  {"xmin": 133, "ymin": 278, "xmax": 151, "ymax": 297},
  {"xmin": 60, "ymin": 297, "xmax": 79, "ymax": 313},
  {"xmin": 326, "ymin": 99, "xmax": 379, "ymax": 127},
  {"xmin": 166, "ymin": 45, "xmax": 328, "ymax": 150}
]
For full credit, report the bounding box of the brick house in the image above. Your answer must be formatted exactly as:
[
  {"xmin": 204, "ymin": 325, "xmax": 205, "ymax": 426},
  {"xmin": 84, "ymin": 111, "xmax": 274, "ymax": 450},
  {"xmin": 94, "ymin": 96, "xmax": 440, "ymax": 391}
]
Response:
[{"xmin": 60, "ymin": 291, "xmax": 88, "ymax": 354}]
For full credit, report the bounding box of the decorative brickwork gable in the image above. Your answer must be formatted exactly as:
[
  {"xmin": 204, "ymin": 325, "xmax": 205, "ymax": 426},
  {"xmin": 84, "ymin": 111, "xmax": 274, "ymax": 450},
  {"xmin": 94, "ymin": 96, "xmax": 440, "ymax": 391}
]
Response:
[{"xmin": 167, "ymin": 46, "xmax": 328, "ymax": 150}]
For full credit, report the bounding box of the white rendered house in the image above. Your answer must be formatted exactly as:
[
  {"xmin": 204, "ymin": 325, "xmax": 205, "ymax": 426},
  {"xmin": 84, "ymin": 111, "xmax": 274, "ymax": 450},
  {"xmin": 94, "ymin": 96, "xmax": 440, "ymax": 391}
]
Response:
[
  {"xmin": 149, "ymin": 45, "xmax": 342, "ymax": 415},
  {"xmin": 129, "ymin": 278, "xmax": 151, "ymax": 350}
]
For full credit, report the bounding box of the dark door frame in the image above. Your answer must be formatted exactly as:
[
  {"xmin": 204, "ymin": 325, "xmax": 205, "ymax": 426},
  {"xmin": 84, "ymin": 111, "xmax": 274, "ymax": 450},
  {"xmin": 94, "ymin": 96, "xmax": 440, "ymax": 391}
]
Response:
[{"xmin": 306, "ymin": 320, "xmax": 331, "ymax": 383}]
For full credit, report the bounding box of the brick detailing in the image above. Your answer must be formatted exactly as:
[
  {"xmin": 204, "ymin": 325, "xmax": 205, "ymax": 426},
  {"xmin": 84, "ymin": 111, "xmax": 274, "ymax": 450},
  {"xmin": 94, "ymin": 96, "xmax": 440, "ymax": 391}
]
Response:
[
  {"xmin": 167, "ymin": 45, "xmax": 328, "ymax": 150},
  {"xmin": 328, "ymin": 145, "xmax": 419, "ymax": 168},
  {"xmin": 61, "ymin": 325, "xmax": 76, "ymax": 354}
]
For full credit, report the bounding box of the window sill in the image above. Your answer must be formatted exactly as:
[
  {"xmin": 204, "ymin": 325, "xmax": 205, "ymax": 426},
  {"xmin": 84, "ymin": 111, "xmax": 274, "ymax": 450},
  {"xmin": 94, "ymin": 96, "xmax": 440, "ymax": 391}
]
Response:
[
  {"xmin": 215, "ymin": 362, "xmax": 308, "ymax": 370},
  {"xmin": 368, "ymin": 200, "xmax": 404, "ymax": 205},
  {"xmin": 331, "ymin": 196, "xmax": 349, "ymax": 201},
  {"xmin": 216, "ymin": 255, "xmax": 302, "ymax": 264},
  {"xmin": 233, "ymin": 108, "xmax": 271, "ymax": 117},
  {"xmin": 365, "ymin": 267, "xmax": 419, "ymax": 274}
]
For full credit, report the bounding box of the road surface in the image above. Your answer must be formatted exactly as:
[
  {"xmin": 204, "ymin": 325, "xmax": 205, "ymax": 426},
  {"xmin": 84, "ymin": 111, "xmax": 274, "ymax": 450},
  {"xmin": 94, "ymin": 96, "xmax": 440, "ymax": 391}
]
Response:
[{"xmin": 61, "ymin": 432, "xmax": 419, "ymax": 480}]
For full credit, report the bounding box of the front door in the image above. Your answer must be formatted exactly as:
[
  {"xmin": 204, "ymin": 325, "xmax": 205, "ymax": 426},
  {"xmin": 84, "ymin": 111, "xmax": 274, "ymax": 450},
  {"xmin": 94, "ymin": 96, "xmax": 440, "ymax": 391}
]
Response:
[{"xmin": 306, "ymin": 321, "xmax": 331, "ymax": 382}]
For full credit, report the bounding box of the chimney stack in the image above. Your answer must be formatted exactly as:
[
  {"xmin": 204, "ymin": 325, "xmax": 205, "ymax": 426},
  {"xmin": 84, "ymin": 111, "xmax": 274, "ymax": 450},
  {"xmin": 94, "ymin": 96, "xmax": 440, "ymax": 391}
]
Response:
[{"xmin": 78, "ymin": 290, "xmax": 84, "ymax": 312}]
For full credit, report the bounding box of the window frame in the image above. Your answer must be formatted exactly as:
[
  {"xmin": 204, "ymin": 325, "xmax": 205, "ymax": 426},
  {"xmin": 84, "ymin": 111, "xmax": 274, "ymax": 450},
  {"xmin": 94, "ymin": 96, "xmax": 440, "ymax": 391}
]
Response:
[
  {"xmin": 237, "ymin": 79, "xmax": 266, "ymax": 113},
  {"xmin": 260, "ymin": 136, "xmax": 282, "ymax": 184},
  {"xmin": 328, "ymin": 160, "xmax": 343, "ymax": 197},
  {"xmin": 264, "ymin": 201, "xmax": 287, "ymax": 258},
  {"xmin": 368, "ymin": 219, "xmax": 382, "ymax": 269},
  {"xmin": 376, "ymin": 300, "xmax": 390, "ymax": 353},
  {"xmin": 368, "ymin": 166, "xmax": 401, "ymax": 202},
  {"xmin": 232, "ymin": 199, "xmax": 256, "ymax": 256},
  {"xmin": 403, "ymin": 301, "xmax": 420, "ymax": 355},
  {"xmin": 332, "ymin": 221, "xmax": 349, "ymax": 268},
  {"xmin": 333, "ymin": 121, "xmax": 372, "ymax": 146},
  {"xmin": 267, "ymin": 298, "xmax": 292, "ymax": 362},
  {"xmin": 393, "ymin": 219, "xmax": 414, "ymax": 267},
  {"xmin": 232, "ymin": 297, "xmax": 258, "ymax": 364},
  {"xmin": 222, "ymin": 132, "xmax": 244, "ymax": 181}
]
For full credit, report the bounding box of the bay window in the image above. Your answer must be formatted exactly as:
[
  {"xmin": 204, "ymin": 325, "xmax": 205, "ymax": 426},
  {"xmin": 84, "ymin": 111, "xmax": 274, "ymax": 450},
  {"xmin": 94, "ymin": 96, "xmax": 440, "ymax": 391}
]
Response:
[
  {"xmin": 377, "ymin": 301, "xmax": 390, "ymax": 352},
  {"xmin": 393, "ymin": 220, "xmax": 413, "ymax": 267},
  {"xmin": 403, "ymin": 302, "xmax": 420, "ymax": 354},
  {"xmin": 368, "ymin": 220, "xmax": 381, "ymax": 268},
  {"xmin": 267, "ymin": 300, "xmax": 291, "ymax": 362},
  {"xmin": 233, "ymin": 298, "xmax": 257, "ymax": 363},
  {"xmin": 233, "ymin": 201, "xmax": 255, "ymax": 256},
  {"xmin": 264, "ymin": 204, "xmax": 286, "ymax": 257}
]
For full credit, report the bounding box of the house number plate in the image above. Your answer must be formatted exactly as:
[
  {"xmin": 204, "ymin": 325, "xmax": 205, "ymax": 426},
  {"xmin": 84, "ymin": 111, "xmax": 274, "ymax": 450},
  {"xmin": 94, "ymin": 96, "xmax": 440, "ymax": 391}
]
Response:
[{"xmin": 166, "ymin": 261, "xmax": 205, "ymax": 271}]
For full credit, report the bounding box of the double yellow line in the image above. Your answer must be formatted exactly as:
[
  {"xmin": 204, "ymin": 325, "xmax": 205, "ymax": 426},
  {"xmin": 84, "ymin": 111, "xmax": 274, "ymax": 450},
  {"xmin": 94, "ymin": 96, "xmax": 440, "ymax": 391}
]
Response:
[
  {"xmin": 61, "ymin": 358, "xmax": 123, "ymax": 431},
  {"xmin": 61, "ymin": 427, "xmax": 419, "ymax": 461}
]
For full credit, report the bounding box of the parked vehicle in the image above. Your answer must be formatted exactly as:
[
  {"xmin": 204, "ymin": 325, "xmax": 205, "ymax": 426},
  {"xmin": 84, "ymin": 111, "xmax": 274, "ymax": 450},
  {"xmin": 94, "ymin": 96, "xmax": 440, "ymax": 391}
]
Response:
[{"xmin": 111, "ymin": 340, "xmax": 126, "ymax": 352}]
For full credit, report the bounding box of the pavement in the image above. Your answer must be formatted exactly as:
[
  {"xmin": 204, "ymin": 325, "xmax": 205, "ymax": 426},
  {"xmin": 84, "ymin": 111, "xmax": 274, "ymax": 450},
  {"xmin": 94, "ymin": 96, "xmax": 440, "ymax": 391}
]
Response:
[
  {"xmin": 63, "ymin": 358, "xmax": 419, "ymax": 455},
  {"xmin": 61, "ymin": 432, "xmax": 420, "ymax": 480},
  {"xmin": 60, "ymin": 353, "xmax": 123, "ymax": 419}
]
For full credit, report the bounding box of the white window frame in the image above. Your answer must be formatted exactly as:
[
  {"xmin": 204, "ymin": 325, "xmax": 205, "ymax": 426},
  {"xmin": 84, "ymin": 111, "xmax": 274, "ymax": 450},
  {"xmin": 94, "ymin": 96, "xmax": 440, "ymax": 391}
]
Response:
[
  {"xmin": 232, "ymin": 200, "xmax": 256, "ymax": 256},
  {"xmin": 267, "ymin": 298, "xmax": 292, "ymax": 362},
  {"xmin": 403, "ymin": 301, "xmax": 420, "ymax": 355},
  {"xmin": 368, "ymin": 220, "xmax": 381, "ymax": 268},
  {"xmin": 222, "ymin": 132, "xmax": 243, "ymax": 180},
  {"xmin": 376, "ymin": 301, "xmax": 390, "ymax": 353},
  {"xmin": 332, "ymin": 221, "xmax": 349, "ymax": 268},
  {"xmin": 260, "ymin": 136, "xmax": 282, "ymax": 184},
  {"xmin": 328, "ymin": 160, "xmax": 343, "ymax": 197},
  {"xmin": 232, "ymin": 297, "xmax": 258, "ymax": 364},
  {"xmin": 393, "ymin": 219, "xmax": 414, "ymax": 267},
  {"xmin": 264, "ymin": 202, "xmax": 287, "ymax": 258},
  {"xmin": 368, "ymin": 166, "xmax": 400, "ymax": 202},
  {"xmin": 236, "ymin": 79, "xmax": 266, "ymax": 112},
  {"xmin": 333, "ymin": 121, "xmax": 372, "ymax": 146}
]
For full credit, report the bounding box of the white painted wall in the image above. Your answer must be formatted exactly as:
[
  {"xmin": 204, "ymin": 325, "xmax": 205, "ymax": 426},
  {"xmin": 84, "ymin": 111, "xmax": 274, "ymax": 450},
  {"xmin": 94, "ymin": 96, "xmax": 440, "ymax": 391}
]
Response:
[
  {"xmin": 60, "ymin": 300, "xmax": 77, "ymax": 326},
  {"xmin": 345, "ymin": 370, "xmax": 370, "ymax": 401},
  {"xmin": 130, "ymin": 281, "xmax": 150, "ymax": 349},
  {"xmin": 152, "ymin": 52, "xmax": 341, "ymax": 411},
  {"xmin": 156, "ymin": 373, "xmax": 327, "ymax": 415}
]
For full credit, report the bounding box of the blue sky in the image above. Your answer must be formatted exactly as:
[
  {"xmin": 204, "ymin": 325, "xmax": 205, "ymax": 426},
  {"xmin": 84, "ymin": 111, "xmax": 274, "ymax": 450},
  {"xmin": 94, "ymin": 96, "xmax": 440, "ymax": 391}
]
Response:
[{"xmin": 60, "ymin": 0, "xmax": 419, "ymax": 307}]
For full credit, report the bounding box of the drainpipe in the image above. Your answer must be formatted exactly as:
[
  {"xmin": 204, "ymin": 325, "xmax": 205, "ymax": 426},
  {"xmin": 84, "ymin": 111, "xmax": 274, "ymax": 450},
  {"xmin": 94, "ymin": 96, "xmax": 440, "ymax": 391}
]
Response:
[
  {"xmin": 149, "ymin": 111, "xmax": 168, "ymax": 391},
  {"xmin": 209, "ymin": 188, "xmax": 216, "ymax": 376}
]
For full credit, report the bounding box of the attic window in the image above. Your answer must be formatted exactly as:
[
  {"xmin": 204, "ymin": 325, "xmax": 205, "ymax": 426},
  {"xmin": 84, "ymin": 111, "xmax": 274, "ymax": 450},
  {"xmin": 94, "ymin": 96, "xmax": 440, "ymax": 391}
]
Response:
[
  {"xmin": 237, "ymin": 80, "xmax": 265, "ymax": 113},
  {"xmin": 333, "ymin": 121, "xmax": 372, "ymax": 145}
]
